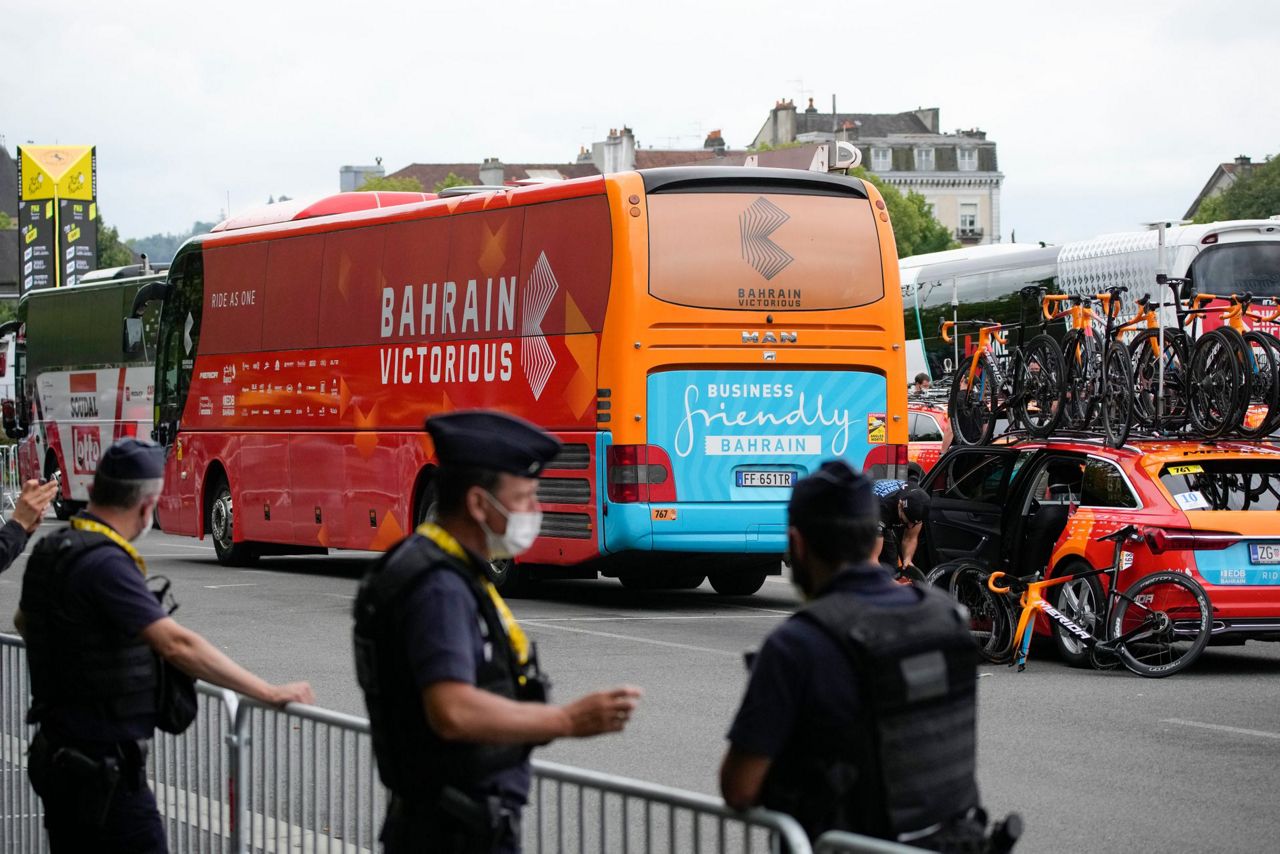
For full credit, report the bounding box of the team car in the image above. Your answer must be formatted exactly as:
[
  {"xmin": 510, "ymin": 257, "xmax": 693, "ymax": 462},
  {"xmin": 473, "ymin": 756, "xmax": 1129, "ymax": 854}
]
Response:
[
  {"xmin": 916, "ymin": 437, "xmax": 1280, "ymax": 665},
  {"xmin": 907, "ymin": 400, "xmax": 951, "ymax": 483}
]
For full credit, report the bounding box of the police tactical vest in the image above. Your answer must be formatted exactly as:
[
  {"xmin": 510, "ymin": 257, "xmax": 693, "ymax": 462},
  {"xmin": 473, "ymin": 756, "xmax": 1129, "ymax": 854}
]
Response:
[
  {"xmin": 353, "ymin": 533, "xmax": 533, "ymax": 801},
  {"xmin": 21, "ymin": 529, "xmax": 159, "ymax": 728},
  {"xmin": 761, "ymin": 584, "xmax": 980, "ymax": 841}
]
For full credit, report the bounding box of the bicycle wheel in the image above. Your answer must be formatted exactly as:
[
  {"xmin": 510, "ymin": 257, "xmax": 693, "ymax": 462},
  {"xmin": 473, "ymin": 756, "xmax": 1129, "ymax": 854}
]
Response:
[
  {"xmin": 1100, "ymin": 343, "xmax": 1134, "ymax": 448},
  {"xmin": 1258, "ymin": 331, "xmax": 1280, "ymax": 436},
  {"xmin": 1011, "ymin": 333, "xmax": 1065, "ymax": 438},
  {"xmin": 948, "ymin": 353, "xmax": 998, "ymax": 446},
  {"xmin": 1062, "ymin": 331, "xmax": 1102, "ymax": 430},
  {"xmin": 1188, "ymin": 328, "xmax": 1247, "ymax": 440},
  {"xmin": 949, "ymin": 563, "xmax": 1015, "ymax": 664},
  {"xmin": 1130, "ymin": 328, "xmax": 1191, "ymax": 432},
  {"xmin": 1238, "ymin": 330, "xmax": 1280, "ymax": 440},
  {"xmin": 1110, "ymin": 571, "xmax": 1212, "ymax": 678}
]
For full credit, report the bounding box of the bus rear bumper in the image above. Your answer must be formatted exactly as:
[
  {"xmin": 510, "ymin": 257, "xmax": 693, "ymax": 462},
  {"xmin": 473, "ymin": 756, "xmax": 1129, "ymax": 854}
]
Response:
[{"xmin": 603, "ymin": 502, "xmax": 788, "ymax": 553}]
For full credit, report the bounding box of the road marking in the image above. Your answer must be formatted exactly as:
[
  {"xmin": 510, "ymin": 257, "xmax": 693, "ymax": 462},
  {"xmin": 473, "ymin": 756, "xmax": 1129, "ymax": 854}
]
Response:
[
  {"xmin": 203, "ymin": 583, "xmax": 259, "ymax": 590},
  {"xmin": 521, "ymin": 621, "xmax": 739, "ymax": 658},
  {"xmin": 1161, "ymin": 718, "xmax": 1280, "ymax": 741}
]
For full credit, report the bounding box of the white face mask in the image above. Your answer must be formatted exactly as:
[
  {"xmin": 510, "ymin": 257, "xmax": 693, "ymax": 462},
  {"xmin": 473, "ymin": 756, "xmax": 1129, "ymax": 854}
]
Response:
[
  {"xmin": 479, "ymin": 491, "xmax": 542, "ymax": 560},
  {"xmin": 133, "ymin": 509, "xmax": 154, "ymax": 543}
]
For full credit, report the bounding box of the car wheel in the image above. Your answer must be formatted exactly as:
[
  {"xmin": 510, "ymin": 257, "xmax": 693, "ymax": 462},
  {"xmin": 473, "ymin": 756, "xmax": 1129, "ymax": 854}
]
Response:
[
  {"xmin": 208, "ymin": 478, "xmax": 258, "ymax": 567},
  {"xmin": 1049, "ymin": 562, "xmax": 1103, "ymax": 667}
]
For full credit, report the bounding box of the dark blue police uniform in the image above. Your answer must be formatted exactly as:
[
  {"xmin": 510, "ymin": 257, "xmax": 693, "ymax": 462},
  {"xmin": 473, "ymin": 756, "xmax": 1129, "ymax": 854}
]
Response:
[
  {"xmin": 403, "ymin": 560, "xmax": 532, "ymax": 806},
  {"xmin": 0, "ymin": 516, "xmax": 33, "ymax": 574},
  {"xmin": 20, "ymin": 440, "xmax": 172, "ymax": 854},
  {"xmin": 728, "ymin": 562, "xmax": 916, "ymax": 758}
]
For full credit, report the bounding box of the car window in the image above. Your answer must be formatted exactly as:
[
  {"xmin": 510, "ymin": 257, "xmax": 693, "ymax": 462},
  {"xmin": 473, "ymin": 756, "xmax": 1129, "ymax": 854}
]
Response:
[
  {"xmin": 911, "ymin": 413, "xmax": 943, "ymax": 442},
  {"xmin": 1160, "ymin": 460, "xmax": 1280, "ymax": 511},
  {"xmin": 929, "ymin": 452, "xmax": 1013, "ymax": 504},
  {"xmin": 1081, "ymin": 459, "xmax": 1139, "ymax": 508},
  {"xmin": 1023, "ymin": 456, "xmax": 1084, "ymax": 505}
]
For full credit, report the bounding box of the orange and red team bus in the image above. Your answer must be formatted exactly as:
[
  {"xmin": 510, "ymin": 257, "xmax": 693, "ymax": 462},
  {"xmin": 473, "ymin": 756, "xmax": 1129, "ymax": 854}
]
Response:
[{"xmin": 133, "ymin": 167, "xmax": 906, "ymax": 595}]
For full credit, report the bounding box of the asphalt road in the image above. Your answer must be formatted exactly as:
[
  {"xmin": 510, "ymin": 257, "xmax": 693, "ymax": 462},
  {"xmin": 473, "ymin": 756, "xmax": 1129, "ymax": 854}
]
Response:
[{"xmin": 2, "ymin": 523, "xmax": 1278, "ymax": 853}]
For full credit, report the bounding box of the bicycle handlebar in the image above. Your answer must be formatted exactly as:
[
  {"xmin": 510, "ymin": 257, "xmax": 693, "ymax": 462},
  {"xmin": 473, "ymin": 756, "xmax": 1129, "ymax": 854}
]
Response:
[
  {"xmin": 987, "ymin": 572, "xmax": 1014, "ymax": 594},
  {"xmin": 940, "ymin": 320, "xmax": 954, "ymax": 343}
]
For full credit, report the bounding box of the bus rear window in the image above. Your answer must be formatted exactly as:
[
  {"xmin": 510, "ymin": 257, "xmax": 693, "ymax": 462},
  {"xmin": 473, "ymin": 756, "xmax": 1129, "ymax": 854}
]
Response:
[
  {"xmin": 1159, "ymin": 460, "xmax": 1280, "ymax": 511},
  {"xmin": 1190, "ymin": 242, "xmax": 1280, "ymax": 297},
  {"xmin": 647, "ymin": 193, "xmax": 883, "ymax": 311}
]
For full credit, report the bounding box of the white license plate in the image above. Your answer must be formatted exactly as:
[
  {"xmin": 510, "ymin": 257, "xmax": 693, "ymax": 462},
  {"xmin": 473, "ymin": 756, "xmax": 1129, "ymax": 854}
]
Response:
[
  {"xmin": 1249, "ymin": 543, "xmax": 1280, "ymax": 565},
  {"xmin": 736, "ymin": 470, "xmax": 795, "ymax": 488}
]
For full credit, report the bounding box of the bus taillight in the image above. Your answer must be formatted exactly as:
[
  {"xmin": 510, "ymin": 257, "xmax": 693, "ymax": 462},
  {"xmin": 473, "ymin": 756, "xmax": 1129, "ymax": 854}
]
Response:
[
  {"xmin": 862, "ymin": 443, "xmax": 909, "ymax": 481},
  {"xmin": 606, "ymin": 445, "xmax": 676, "ymax": 503}
]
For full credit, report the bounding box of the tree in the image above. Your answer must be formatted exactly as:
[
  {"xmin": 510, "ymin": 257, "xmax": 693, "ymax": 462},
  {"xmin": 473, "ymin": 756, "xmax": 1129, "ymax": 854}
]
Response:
[
  {"xmin": 357, "ymin": 175, "xmax": 425, "ymax": 193},
  {"xmin": 96, "ymin": 217, "xmax": 136, "ymax": 268},
  {"xmin": 433, "ymin": 172, "xmax": 473, "ymax": 193},
  {"xmin": 1193, "ymin": 156, "xmax": 1280, "ymax": 223},
  {"xmin": 127, "ymin": 220, "xmax": 219, "ymax": 264},
  {"xmin": 849, "ymin": 168, "xmax": 957, "ymax": 258}
]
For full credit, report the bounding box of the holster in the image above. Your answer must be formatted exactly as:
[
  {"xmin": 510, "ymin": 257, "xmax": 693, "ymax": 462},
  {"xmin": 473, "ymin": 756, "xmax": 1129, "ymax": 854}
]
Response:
[{"xmin": 27, "ymin": 730, "xmax": 148, "ymax": 828}]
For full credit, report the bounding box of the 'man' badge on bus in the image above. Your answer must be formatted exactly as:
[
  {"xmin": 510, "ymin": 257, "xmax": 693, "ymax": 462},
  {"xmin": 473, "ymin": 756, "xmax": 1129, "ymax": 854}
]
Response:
[
  {"xmin": 867, "ymin": 414, "xmax": 887, "ymax": 444},
  {"xmin": 651, "ymin": 508, "xmax": 678, "ymax": 521}
]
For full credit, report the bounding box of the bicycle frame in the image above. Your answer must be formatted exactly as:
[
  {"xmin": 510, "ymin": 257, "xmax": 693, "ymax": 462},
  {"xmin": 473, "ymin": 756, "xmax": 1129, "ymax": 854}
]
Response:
[{"xmin": 987, "ymin": 530, "xmax": 1155, "ymax": 671}]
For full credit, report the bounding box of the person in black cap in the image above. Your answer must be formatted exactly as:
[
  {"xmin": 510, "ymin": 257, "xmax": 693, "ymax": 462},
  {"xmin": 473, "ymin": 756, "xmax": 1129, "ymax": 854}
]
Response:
[
  {"xmin": 354, "ymin": 410, "xmax": 642, "ymax": 854},
  {"xmin": 874, "ymin": 479, "xmax": 932, "ymax": 577},
  {"xmin": 720, "ymin": 460, "xmax": 996, "ymax": 849},
  {"xmin": 18, "ymin": 438, "xmax": 314, "ymax": 853}
]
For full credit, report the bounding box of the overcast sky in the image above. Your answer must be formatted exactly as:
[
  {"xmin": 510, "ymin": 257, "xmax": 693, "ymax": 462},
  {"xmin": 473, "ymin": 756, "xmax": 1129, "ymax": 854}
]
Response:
[{"xmin": 4, "ymin": 0, "xmax": 1277, "ymax": 246}]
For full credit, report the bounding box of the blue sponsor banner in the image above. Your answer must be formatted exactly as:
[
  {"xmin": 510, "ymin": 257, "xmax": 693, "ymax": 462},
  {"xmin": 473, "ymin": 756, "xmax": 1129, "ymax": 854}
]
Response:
[
  {"xmin": 646, "ymin": 369, "xmax": 887, "ymax": 502},
  {"xmin": 1195, "ymin": 543, "xmax": 1280, "ymax": 586}
]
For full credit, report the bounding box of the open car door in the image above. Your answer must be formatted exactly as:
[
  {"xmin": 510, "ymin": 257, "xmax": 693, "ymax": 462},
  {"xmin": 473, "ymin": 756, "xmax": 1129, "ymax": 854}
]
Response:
[{"xmin": 919, "ymin": 446, "xmax": 1025, "ymax": 568}]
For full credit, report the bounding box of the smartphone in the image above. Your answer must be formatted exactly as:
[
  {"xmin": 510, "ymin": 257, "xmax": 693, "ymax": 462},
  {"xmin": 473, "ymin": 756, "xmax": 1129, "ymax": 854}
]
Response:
[{"xmin": 43, "ymin": 471, "xmax": 61, "ymax": 487}]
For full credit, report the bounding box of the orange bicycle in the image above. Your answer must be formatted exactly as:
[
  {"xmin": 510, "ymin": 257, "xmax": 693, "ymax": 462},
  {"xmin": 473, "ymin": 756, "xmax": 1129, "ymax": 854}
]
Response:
[
  {"xmin": 942, "ymin": 287, "xmax": 1066, "ymax": 445},
  {"xmin": 975, "ymin": 525, "xmax": 1213, "ymax": 677},
  {"xmin": 1041, "ymin": 285, "xmax": 1134, "ymax": 447}
]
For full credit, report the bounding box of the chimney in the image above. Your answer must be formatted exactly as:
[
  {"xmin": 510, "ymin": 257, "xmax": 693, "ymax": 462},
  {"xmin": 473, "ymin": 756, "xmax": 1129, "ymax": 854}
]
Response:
[
  {"xmin": 576, "ymin": 145, "xmax": 592, "ymax": 164},
  {"xmin": 805, "ymin": 97, "xmax": 818, "ymax": 114},
  {"xmin": 913, "ymin": 107, "xmax": 940, "ymax": 133},
  {"xmin": 774, "ymin": 98, "xmax": 797, "ymax": 145},
  {"xmin": 704, "ymin": 129, "xmax": 726, "ymax": 151},
  {"xmin": 1235, "ymin": 154, "xmax": 1253, "ymax": 174},
  {"xmin": 479, "ymin": 157, "xmax": 504, "ymax": 186},
  {"xmin": 620, "ymin": 126, "xmax": 636, "ymax": 171}
]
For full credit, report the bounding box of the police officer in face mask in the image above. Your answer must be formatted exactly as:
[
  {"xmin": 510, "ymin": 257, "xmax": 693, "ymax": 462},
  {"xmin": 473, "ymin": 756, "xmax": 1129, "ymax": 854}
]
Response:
[
  {"xmin": 17, "ymin": 439, "xmax": 314, "ymax": 853},
  {"xmin": 354, "ymin": 411, "xmax": 642, "ymax": 854},
  {"xmin": 720, "ymin": 461, "xmax": 1011, "ymax": 851}
]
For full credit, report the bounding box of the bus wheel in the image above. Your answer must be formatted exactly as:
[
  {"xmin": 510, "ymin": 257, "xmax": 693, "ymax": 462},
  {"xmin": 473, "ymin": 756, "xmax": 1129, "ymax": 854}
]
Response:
[
  {"xmin": 486, "ymin": 558, "xmax": 532, "ymax": 598},
  {"xmin": 45, "ymin": 455, "xmax": 75, "ymax": 521},
  {"xmin": 208, "ymin": 478, "xmax": 258, "ymax": 567},
  {"xmin": 709, "ymin": 569, "xmax": 768, "ymax": 596}
]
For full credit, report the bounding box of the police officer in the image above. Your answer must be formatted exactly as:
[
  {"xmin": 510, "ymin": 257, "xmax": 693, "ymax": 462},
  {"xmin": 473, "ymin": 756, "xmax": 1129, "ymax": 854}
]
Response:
[
  {"xmin": 720, "ymin": 460, "xmax": 988, "ymax": 849},
  {"xmin": 0, "ymin": 477, "xmax": 59, "ymax": 572},
  {"xmin": 18, "ymin": 439, "xmax": 314, "ymax": 853},
  {"xmin": 874, "ymin": 479, "xmax": 931, "ymax": 576},
  {"xmin": 354, "ymin": 411, "xmax": 642, "ymax": 854}
]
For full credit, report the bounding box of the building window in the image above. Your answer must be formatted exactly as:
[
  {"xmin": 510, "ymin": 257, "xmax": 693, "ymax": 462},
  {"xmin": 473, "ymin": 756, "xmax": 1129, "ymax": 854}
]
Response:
[
  {"xmin": 871, "ymin": 147, "xmax": 892, "ymax": 172},
  {"xmin": 958, "ymin": 148, "xmax": 977, "ymax": 171},
  {"xmin": 913, "ymin": 147, "xmax": 935, "ymax": 171},
  {"xmin": 959, "ymin": 203, "xmax": 978, "ymax": 232}
]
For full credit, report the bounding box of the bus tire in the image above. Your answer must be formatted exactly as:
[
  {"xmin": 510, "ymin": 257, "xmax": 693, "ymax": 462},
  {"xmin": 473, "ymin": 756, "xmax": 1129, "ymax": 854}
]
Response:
[
  {"xmin": 709, "ymin": 568, "xmax": 767, "ymax": 596},
  {"xmin": 486, "ymin": 559, "xmax": 533, "ymax": 598},
  {"xmin": 45, "ymin": 453, "xmax": 75, "ymax": 521},
  {"xmin": 208, "ymin": 476, "xmax": 258, "ymax": 567}
]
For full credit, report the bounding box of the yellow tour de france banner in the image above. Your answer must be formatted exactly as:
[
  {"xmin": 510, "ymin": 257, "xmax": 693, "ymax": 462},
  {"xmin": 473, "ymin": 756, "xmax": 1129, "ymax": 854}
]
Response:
[{"xmin": 16, "ymin": 145, "xmax": 98, "ymax": 291}]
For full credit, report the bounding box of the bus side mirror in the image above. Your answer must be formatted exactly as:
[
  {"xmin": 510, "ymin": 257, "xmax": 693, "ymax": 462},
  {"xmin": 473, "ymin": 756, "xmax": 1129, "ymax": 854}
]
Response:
[{"xmin": 123, "ymin": 317, "xmax": 145, "ymax": 357}]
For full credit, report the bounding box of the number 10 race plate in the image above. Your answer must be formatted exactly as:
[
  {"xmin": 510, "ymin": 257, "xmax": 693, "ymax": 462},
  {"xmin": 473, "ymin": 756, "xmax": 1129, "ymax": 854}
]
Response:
[
  {"xmin": 1249, "ymin": 543, "xmax": 1280, "ymax": 565},
  {"xmin": 736, "ymin": 470, "xmax": 795, "ymax": 488}
]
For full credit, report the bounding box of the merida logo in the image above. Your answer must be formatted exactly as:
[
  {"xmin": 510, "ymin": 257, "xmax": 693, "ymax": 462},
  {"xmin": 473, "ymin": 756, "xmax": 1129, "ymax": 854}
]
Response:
[
  {"xmin": 1042, "ymin": 603, "xmax": 1091, "ymax": 640},
  {"xmin": 739, "ymin": 197, "xmax": 794, "ymax": 281}
]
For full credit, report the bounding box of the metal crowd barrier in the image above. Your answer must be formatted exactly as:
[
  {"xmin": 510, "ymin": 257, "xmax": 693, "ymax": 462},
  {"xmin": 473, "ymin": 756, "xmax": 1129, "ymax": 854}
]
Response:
[
  {"xmin": 1, "ymin": 633, "xmax": 908, "ymax": 853},
  {"xmin": 815, "ymin": 831, "xmax": 924, "ymax": 854}
]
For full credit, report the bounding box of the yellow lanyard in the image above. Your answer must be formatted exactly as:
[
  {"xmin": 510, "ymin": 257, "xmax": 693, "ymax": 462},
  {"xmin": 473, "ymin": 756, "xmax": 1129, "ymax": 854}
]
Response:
[
  {"xmin": 416, "ymin": 522, "xmax": 530, "ymax": 667},
  {"xmin": 70, "ymin": 517, "xmax": 147, "ymax": 577}
]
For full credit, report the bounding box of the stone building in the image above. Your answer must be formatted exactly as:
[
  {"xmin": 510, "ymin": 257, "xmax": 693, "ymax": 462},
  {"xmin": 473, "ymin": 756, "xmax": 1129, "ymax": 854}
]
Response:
[
  {"xmin": 753, "ymin": 98, "xmax": 1003, "ymax": 245},
  {"xmin": 1185, "ymin": 155, "xmax": 1259, "ymax": 220}
]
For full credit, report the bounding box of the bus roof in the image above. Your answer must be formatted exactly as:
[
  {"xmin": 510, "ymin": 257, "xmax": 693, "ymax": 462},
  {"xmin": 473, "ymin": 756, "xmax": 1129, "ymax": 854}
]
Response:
[{"xmin": 900, "ymin": 243, "xmax": 1062, "ymax": 287}]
